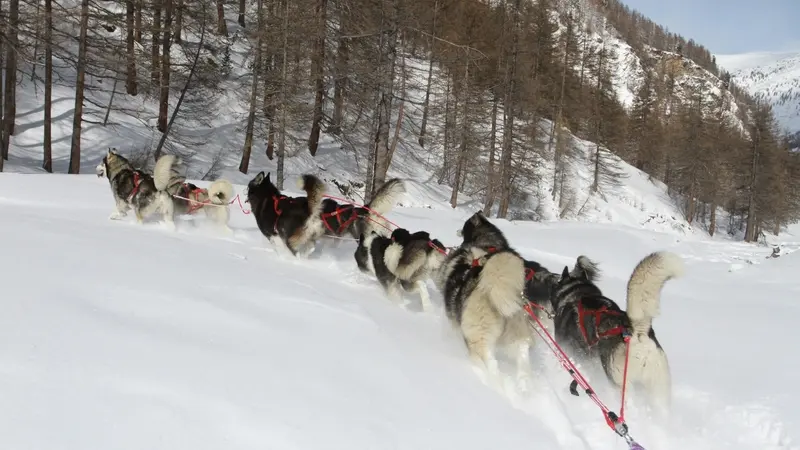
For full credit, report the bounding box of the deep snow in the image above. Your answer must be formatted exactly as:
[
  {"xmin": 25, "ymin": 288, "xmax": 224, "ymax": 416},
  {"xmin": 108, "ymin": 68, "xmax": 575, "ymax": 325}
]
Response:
[{"xmin": 0, "ymin": 173, "xmax": 797, "ymax": 450}]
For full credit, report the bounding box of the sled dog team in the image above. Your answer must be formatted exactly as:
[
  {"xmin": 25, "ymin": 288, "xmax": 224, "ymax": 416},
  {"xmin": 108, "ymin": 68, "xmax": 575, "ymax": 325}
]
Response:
[{"xmin": 97, "ymin": 148, "xmax": 684, "ymax": 417}]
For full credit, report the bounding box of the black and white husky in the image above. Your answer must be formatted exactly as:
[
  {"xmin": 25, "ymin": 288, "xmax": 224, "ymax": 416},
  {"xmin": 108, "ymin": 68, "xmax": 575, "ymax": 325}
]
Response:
[
  {"xmin": 435, "ymin": 211, "xmax": 535, "ymax": 388},
  {"xmin": 152, "ymin": 154, "xmax": 234, "ymax": 232},
  {"xmin": 95, "ymin": 148, "xmax": 163, "ymax": 223},
  {"xmin": 546, "ymin": 251, "xmax": 684, "ymax": 415},
  {"xmin": 320, "ymin": 178, "xmax": 406, "ymax": 240},
  {"xmin": 246, "ymin": 171, "xmax": 327, "ymax": 257},
  {"xmin": 355, "ymin": 226, "xmax": 447, "ymax": 312}
]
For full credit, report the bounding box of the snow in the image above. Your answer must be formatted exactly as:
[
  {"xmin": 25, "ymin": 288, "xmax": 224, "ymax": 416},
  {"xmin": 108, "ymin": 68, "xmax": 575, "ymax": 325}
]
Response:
[
  {"xmin": 1, "ymin": 172, "xmax": 798, "ymax": 450},
  {"xmin": 716, "ymin": 50, "xmax": 800, "ymax": 134}
]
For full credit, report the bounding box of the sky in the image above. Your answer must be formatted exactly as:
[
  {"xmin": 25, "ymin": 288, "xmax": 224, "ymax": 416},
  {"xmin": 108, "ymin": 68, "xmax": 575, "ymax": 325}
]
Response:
[{"xmin": 620, "ymin": 0, "xmax": 799, "ymax": 55}]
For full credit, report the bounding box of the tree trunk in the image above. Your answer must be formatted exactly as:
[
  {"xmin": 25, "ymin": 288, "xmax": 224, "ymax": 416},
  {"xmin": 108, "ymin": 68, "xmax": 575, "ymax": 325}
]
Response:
[
  {"xmin": 153, "ymin": 4, "xmax": 207, "ymax": 159},
  {"xmin": 368, "ymin": 0, "xmax": 399, "ymax": 200},
  {"xmin": 42, "ymin": 0, "xmax": 52, "ymax": 172},
  {"xmin": 483, "ymin": 92, "xmax": 499, "ymax": 214},
  {"xmin": 68, "ymin": 0, "xmax": 90, "ymax": 174},
  {"xmin": 438, "ymin": 71, "xmax": 451, "ymax": 185},
  {"xmin": 550, "ymin": 23, "xmax": 571, "ymax": 201},
  {"xmin": 126, "ymin": 0, "xmax": 138, "ymax": 95},
  {"xmin": 135, "ymin": 0, "xmax": 142, "ymax": 43},
  {"xmin": 330, "ymin": 28, "xmax": 348, "ymax": 136},
  {"xmin": 418, "ymin": 0, "xmax": 438, "ymax": 148},
  {"xmin": 450, "ymin": 56, "xmax": 470, "ymax": 209},
  {"xmin": 497, "ymin": 0, "xmax": 520, "ymax": 219},
  {"xmin": 276, "ymin": 0, "xmax": 289, "ymax": 188},
  {"xmin": 217, "ymin": 0, "xmax": 228, "ymax": 35},
  {"xmin": 239, "ymin": 0, "xmax": 263, "ymax": 174},
  {"xmin": 104, "ymin": 63, "xmax": 120, "ymax": 126},
  {"xmin": 709, "ymin": 201, "xmax": 716, "ymax": 236},
  {"xmin": 152, "ymin": 0, "xmax": 161, "ymax": 84},
  {"xmin": 175, "ymin": 0, "xmax": 183, "ymax": 42},
  {"xmin": 591, "ymin": 144, "xmax": 600, "ymax": 192},
  {"xmin": 157, "ymin": 0, "xmax": 173, "ymax": 135},
  {"xmin": 30, "ymin": 0, "xmax": 41, "ymax": 83},
  {"xmin": 744, "ymin": 147, "xmax": 759, "ymax": 242},
  {"xmin": 1, "ymin": 0, "xmax": 19, "ymax": 160},
  {"xmin": 307, "ymin": 0, "xmax": 327, "ymax": 156},
  {"xmin": 238, "ymin": 0, "xmax": 246, "ymax": 27}
]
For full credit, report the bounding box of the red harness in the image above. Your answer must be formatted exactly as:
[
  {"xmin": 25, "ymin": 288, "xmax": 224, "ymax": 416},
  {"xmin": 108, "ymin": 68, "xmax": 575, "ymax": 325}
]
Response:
[
  {"xmin": 470, "ymin": 247, "xmax": 550, "ymax": 316},
  {"xmin": 321, "ymin": 205, "xmax": 359, "ymax": 235},
  {"xmin": 471, "ymin": 246, "xmax": 497, "ymax": 267},
  {"xmin": 271, "ymin": 194, "xmax": 291, "ymax": 233},
  {"xmin": 184, "ymin": 185, "xmax": 207, "ymax": 215},
  {"xmin": 127, "ymin": 172, "xmax": 142, "ymax": 202},
  {"xmin": 576, "ymin": 303, "xmax": 627, "ymax": 347}
]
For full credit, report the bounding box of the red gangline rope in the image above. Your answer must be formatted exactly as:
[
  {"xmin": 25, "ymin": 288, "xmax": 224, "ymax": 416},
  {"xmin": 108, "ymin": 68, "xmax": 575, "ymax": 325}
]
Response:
[{"xmin": 523, "ymin": 304, "xmax": 634, "ymax": 439}]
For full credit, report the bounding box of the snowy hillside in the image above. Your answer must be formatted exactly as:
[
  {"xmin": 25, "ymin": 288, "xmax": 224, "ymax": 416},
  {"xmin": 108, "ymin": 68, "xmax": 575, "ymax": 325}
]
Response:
[
  {"xmin": 0, "ymin": 3, "xmax": 716, "ymax": 236},
  {"xmin": 561, "ymin": 3, "xmax": 748, "ymax": 132},
  {"xmin": 0, "ymin": 173, "xmax": 798, "ymax": 450},
  {"xmin": 717, "ymin": 50, "xmax": 800, "ymax": 134}
]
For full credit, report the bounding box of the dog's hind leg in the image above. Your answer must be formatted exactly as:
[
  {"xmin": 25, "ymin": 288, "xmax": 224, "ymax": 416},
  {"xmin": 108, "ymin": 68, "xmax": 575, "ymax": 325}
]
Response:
[
  {"xmin": 501, "ymin": 314, "xmax": 535, "ymax": 393},
  {"xmin": 205, "ymin": 205, "xmax": 233, "ymax": 235},
  {"xmin": 158, "ymin": 193, "xmax": 177, "ymax": 231},
  {"xmin": 461, "ymin": 308, "xmax": 504, "ymax": 386},
  {"xmin": 641, "ymin": 349, "xmax": 672, "ymax": 420},
  {"xmin": 110, "ymin": 198, "xmax": 130, "ymax": 220},
  {"xmin": 413, "ymin": 280, "xmax": 433, "ymax": 312}
]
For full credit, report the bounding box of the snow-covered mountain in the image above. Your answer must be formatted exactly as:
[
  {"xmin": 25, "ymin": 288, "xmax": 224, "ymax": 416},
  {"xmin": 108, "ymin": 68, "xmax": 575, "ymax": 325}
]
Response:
[{"xmin": 717, "ymin": 50, "xmax": 800, "ymax": 135}]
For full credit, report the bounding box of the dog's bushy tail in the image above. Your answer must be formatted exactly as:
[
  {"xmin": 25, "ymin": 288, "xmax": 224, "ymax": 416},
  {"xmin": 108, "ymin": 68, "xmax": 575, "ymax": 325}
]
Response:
[
  {"xmin": 153, "ymin": 154, "xmax": 186, "ymax": 196},
  {"xmin": 626, "ymin": 251, "xmax": 684, "ymax": 335},
  {"xmin": 384, "ymin": 240, "xmax": 428, "ymax": 280},
  {"xmin": 366, "ymin": 178, "xmax": 405, "ymax": 215},
  {"xmin": 362, "ymin": 178, "xmax": 405, "ymax": 232},
  {"xmin": 476, "ymin": 250, "xmax": 526, "ymax": 317},
  {"xmin": 296, "ymin": 174, "xmax": 326, "ymax": 218},
  {"xmin": 208, "ymin": 179, "xmax": 234, "ymax": 205},
  {"xmin": 571, "ymin": 255, "xmax": 600, "ymax": 282}
]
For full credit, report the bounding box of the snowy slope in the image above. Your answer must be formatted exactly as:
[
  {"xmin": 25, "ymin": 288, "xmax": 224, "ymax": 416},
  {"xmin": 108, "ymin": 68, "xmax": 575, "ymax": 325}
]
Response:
[
  {"xmin": 0, "ymin": 173, "xmax": 797, "ymax": 450},
  {"xmin": 717, "ymin": 50, "xmax": 800, "ymax": 134},
  {"xmin": 1, "ymin": 6, "xmax": 704, "ymax": 236}
]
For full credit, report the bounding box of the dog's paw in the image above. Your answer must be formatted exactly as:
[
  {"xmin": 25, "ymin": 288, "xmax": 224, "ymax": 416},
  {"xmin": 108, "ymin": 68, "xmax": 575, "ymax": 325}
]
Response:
[
  {"xmin": 163, "ymin": 221, "xmax": 177, "ymax": 232},
  {"xmin": 515, "ymin": 372, "xmax": 533, "ymax": 396},
  {"xmin": 109, "ymin": 211, "xmax": 126, "ymax": 220}
]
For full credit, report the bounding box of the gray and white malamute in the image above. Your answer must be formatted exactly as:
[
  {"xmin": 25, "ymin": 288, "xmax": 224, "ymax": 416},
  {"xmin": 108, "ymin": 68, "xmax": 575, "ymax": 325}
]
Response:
[
  {"xmin": 153, "ymin": 154, "xmax": 234, "ymax": 232},
  {"xmin": 355, "ymin": 227, "xmax": 447, "ymax": 312},
  {"xmin": 245, "ymin": 171, "xmax": 327, "ymax": 257},
  {"xmin": 545, "ymin": 251, "xmax": 684, "ymax": 416},
  {"xmin": 95, "ymin": 148, "xmax": 163, "ymax": 223},
  {"xmin": 435, "ymin": 211, "xmax": 534, "ymax": 388}
]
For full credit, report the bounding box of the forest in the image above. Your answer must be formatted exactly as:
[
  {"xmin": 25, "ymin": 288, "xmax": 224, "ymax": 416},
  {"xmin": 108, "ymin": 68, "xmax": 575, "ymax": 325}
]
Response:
[{"xmin": 0, "ymin": 0, "xmax": 797, "ymax": 242}]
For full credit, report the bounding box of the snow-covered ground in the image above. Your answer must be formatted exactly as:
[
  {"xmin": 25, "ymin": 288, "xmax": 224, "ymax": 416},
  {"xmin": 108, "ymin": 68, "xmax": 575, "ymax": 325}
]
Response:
[{"xmin": 0, "ymin": 172, "xmax": 797, "ymax": 450}]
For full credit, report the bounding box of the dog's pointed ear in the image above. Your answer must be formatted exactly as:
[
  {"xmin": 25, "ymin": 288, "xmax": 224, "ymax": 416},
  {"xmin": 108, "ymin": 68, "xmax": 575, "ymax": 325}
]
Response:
[
  {"xmin": 561, "ymin": 266, "xmax": 570, "ymax": 280},
  {"xmin": 253, "ymin": 171, "xmax": 265, "ymax": 184},
  {"xmin": 469, "ymin": 212, "xmax": 483, "ymax": 225},
  {"xmin": 265, "ymin": 172, "xmax": 271, "ymax": 184}
]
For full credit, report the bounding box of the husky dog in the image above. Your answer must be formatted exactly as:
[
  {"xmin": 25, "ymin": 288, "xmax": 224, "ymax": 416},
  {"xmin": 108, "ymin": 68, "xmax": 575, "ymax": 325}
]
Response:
[
  {"xmin": 95, "ymin": 148, "xmax": 162, "ymax": 222},
  {"xmin": 153, "ymin": 154, "xmax": 235, "ymax": 232},
  {"xmin": 320, "ymin": 178, "xmax": 406, "ymax": 240},
  {"xmin": 454, "ymin": 213, "xmax": 555, "ymax": 317},
  {"xmin": 246, "ymin": 171, "xmax": 326, "ymax": 257},
  {"xmin": 355, "ymin": 226, "xmax": 446, "ymax": 312},
  {"xmin": 436, "ymin": 211, "xmax": 534, "ymax": 387},
  {"xmin": 546, "ymin": 251, "xmax": 684, "ymax": 415}
]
